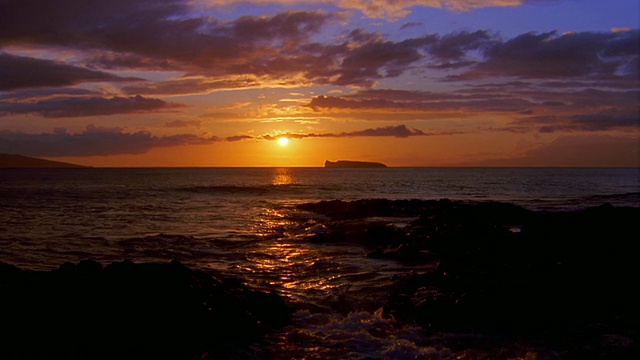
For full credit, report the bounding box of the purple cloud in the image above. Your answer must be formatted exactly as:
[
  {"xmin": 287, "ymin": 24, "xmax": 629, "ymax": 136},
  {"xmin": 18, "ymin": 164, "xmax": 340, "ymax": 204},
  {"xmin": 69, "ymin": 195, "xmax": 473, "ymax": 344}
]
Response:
[
  {"xmin": 0, "ymin": 124, "xmax": 218, "ymax": 157},
  {"xmin": 259, "ymin": 124, "xmax": 440, "ymax": 140},
  {"xmin": 0, "ymin": 95, "xmax": 185, "ymax": 118},
  {"xmin": 0, "ymin": 53, "xmax": 137, "ymax": 90},
  {"xmin": 461, "ymin": 30, "xmax": 639, "ymax": 79}
]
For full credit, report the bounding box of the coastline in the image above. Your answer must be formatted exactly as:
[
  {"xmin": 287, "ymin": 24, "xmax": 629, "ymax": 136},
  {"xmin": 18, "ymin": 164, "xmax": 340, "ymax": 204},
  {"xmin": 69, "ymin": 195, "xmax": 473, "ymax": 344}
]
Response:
[{"xmin": 1, "ymin": 198, "xmax": 637, "ymax": 358}]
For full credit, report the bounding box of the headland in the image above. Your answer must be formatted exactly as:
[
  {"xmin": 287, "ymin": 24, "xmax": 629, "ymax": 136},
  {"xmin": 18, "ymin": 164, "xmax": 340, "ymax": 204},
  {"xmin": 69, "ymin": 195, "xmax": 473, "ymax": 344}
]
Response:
[{"xmin": 0, "ymin": 153, "xmax": 88, "ymax": 168}]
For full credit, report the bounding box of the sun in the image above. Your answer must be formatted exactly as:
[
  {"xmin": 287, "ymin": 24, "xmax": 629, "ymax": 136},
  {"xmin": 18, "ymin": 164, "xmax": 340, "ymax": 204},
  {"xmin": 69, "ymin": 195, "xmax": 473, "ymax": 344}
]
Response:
[{"xmin": 277, "ymin": 137, "xmax": 289, "ymax": 146}]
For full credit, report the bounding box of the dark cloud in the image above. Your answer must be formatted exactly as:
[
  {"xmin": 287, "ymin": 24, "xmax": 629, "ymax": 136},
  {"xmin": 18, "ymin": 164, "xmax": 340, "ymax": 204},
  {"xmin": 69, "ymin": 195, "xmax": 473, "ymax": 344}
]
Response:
[
  {"xmin": 460, "ymin": 30, "xmax": 639, "ymax": 80},
  {"xmin": 259, "ymin": 124, "xmax": 439, "ymax": 140},
  {"xmin": 0, "ymin": 53, "xmax": 137, "ymax": 90},
  {"xmin": 306, "ymin": 90, "xmax": 535, "ymax": 113},
  {"xmin": 0, "ymin": 0, "xmax": 438, "ymax": 88},
  {"xmin": 0, "ymin": 0, "xmax": 187, "ymax": 47},
  {"xmin": 4, "ymin": 0, "xmax": 634, "ymax": 90},
  {"xmin": 0, "ymin": 123, "xmax": 436, "ymax": 157},
  {"xmin": 0, "ymin": 124, "xmax": 218, "ymax": 157},
  {"xmin": 0, "ymin": 1, "xmax": 340, "ymax": 78},
  {"xmin": 87, "ymin": 52, "xmax": 181, "ymax": 71},
  {"xmin": 225, "ymin": 135, "xmax": 254, "ymax": 142},
  {"xmin": 400, "ymin": 22, "xmax": 423, "ymax": 31},
  {"xmin": 306, "ymin": 87, "xmax": 639, "ymax": 134},
  {"xmin": 165, "ymin": 120, "xmax": 201, "ymax": 128},
  {"xmin": 121, "ymin": 77, "xmax": 260, "ymax": 96},
  {"xmin": 569, "ymin": 112, "xmax": 640, "ymax": 131},
  {"xmin": 0, "ymin": 95, "xmax": 185, "ymax": 118},
  {"xmin": 427, "ymin": 30, "xmax": 494, "ymax": 61},
  {"xmin": 515, "ymin": 110, "xmax": 640, "ymax": 133},
  {"xmin": 0, "ymin": 87, "xmax": 98, "ymax": 101},
  {"xmin": 232, "ymin": 10, "xmax": 329, "ymax": 41},
  {"xmin": 337, "ymin": 124, "xmax": 427, "ymax": 137},
  {"xmin": 333, "ymin": 35, "xmax": 435, "ymax": 86}
]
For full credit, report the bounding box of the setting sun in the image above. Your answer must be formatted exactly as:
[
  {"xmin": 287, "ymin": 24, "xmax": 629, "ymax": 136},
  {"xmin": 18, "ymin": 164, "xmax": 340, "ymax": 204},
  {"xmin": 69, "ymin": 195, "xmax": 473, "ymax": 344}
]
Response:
[{"xmin": 278, "ymin": 137, "xmax": 289, "ymax": 146}]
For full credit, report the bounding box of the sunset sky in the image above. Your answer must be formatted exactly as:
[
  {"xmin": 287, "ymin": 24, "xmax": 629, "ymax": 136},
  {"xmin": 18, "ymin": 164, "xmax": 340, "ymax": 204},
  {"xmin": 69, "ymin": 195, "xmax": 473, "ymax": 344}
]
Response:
[{"xmin": 1, "ymin": 0, "xmax": 638, "ymax": 167}]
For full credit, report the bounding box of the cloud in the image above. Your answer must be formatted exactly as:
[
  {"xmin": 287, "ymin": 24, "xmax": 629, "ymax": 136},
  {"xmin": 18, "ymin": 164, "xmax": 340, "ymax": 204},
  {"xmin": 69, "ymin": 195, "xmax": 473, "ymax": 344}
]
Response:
[
  {"xmin": 458, "ymin": 30, "xmax": 639, "ymax": 80},
  {"xmin": 331, "ymin": 33, "xmax": 436, "ymax": 86},
  {"xmin": 0, "ymin": 53, "xmax": 137, "ymax": 90},
  {"xmin": 121, "ymin": 77, "xmax": 261, "ymax": 96},
  {"xmin": 259, "ymin": 124, "xmax": 441, "ymax": 140},
  {"xmin": 165, "ymin": 120, "xmax": 201, "ymax": 128},
  {"xmin": 306, "ymin": 90, "xmax": 535, "ymax": 113},
  {"xmin": 337, "ymin": 124, "xmax": 428, "ymax": 137},
  {"xmin": 3, "ymin": 0, "xmax": 634, "ymax": 91},
  {"xmin": 468, "ymin": 135, "xmax": 640, "ymax": 167},
  {"xmin": 0, "ymin": 124, "xmax": 218, "ymax": 157},
  {"xmin": 203, "ymin": 1, "xmax": 521, "ymax": 19},
  {"xmin": 427, "ymin": 30, "xmax": 494, "ymax": 61},
  {"xmin": 0, "ymin": 87, "xmax": 99, "ymax": 102},
  {"xmin": 305, "ymin": 86, "xmax": 640, "ymax": 134},
  {"xmin": 515, "ymin": 110, "xmax": 640, "ymax": 133},
  {"xmin": 0, "ymin": 0, "xmax": 188, "ymax": 46},
  {"xmin": 4, "ymin": 0, "xmax": 631, "ymax": 91},
  {"xmin": 0, "ymin": 122, "xmax": 437, "ymax": 157},
  {"xmin": 0, "ymin": 95, "xmax": 185, "ymax": 118},
  {"xmin": 225, "ymin": 135, "xmax": 254, "ymax": 142}
]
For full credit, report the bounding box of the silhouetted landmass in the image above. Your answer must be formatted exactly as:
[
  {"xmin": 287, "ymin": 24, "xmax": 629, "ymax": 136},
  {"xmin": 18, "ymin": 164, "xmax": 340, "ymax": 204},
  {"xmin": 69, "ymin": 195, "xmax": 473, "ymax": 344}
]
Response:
[
  {"xmin": 0, "ymin": 259, "xmax": 290, "ymax": 359},
  {"xmin": 0, "ymin": 153, "xmax": 88, "ymax": 168},
  {"xmin": 324, "ymin": 160, "xmax": 387, "ymax": 168},
  {"xmin": 297, "ymin": 199, "xmax": 639, "ymax": 358}
]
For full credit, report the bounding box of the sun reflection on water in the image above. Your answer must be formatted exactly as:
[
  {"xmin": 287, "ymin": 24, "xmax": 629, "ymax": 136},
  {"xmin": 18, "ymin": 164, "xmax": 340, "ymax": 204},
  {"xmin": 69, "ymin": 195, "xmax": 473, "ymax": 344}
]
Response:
[
  {"xmin": 272, "ymin": 167, "xmax": 293, "ymax": 186},
  {"xmin": 241, "ymin": 205, "xmax": 349, "ymax": 300}
]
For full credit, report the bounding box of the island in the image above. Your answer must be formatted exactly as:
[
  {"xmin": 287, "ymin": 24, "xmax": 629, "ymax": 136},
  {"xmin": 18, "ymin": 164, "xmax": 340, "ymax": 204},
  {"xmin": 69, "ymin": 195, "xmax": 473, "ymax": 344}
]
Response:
[
  {"xmin": 0, "ymin": 153, "xmax": 89, "ymax": 168},
  {"xmin": 324, "ymin": 160, "xmax": 387, "ymax": 168}
]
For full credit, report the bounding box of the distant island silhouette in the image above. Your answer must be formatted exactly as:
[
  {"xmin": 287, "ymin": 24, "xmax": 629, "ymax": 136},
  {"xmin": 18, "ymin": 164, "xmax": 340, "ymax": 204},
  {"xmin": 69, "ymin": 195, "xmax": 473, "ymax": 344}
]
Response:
[
  {"xmin": 324, "ymin": 160, "xmax": 387, "ymax": 168},
  {"xmin": 0, "ymin": 154, "xmax": 89, "ymax": 168}
]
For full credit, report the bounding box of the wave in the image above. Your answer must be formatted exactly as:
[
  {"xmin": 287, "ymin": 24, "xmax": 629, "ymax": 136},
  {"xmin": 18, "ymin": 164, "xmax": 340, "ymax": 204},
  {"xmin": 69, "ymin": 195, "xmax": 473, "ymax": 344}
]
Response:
[
  {"xmin": 556, "ymin": 191, "xmax": 640, "ymax": 210},
  {"xmin": 581, "ymin": 191, "xmax": 639, "ymax": 203},
  {"xmin": 178, "ymin": 184, "xmax": 308, "ymax": 196}
]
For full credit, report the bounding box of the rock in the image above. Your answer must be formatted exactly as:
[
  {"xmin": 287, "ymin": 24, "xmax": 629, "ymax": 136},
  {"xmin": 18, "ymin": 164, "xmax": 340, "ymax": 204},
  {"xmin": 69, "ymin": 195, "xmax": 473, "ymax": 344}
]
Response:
[
  {"xmin": 297, "ymin": 198, "xmax": 640, "ymax": 357},
  {"xmin": 0, "ymin": 259, "xmax": 291, "ymax": 359}
]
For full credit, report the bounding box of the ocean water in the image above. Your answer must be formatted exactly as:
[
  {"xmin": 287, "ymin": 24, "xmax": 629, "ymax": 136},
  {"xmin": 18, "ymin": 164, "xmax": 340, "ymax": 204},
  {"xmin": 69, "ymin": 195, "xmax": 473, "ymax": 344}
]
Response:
[{"xmin": 1, "ymin": 167, "xmax": 638, "ymax": 358}]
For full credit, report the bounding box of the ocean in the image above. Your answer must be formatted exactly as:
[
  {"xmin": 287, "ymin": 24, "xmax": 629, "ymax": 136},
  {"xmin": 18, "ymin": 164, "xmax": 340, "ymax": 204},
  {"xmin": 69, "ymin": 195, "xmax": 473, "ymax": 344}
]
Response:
[{"xmin": 1, "ymin": 167, "xmax": 638, "ymax": 358}]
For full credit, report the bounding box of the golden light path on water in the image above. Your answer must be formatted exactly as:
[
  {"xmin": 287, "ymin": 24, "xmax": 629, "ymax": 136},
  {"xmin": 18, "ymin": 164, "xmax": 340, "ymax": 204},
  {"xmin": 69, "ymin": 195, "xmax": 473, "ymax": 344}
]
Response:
[
  {"xmin": 272, "ymin": 167, "xmax": 293, "ymax": 186},
  {"xmin": 237, "ymin": 171, "xmax": 441, "ymax": 358},
  {"xmin": 245, "ymin": 207, "xmax": 344, "ymax": 299},
  {"xmin": 226, "ymin": 167, "xmax": 365, "ymax": 302}
]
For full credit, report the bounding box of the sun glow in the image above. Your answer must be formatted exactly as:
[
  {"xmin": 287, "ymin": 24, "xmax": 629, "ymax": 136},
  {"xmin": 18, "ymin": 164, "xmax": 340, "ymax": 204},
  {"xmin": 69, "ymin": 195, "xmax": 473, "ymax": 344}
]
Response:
[{"xmin": 278, "ymin": 137, "xmax": 289, "ymax": 146}]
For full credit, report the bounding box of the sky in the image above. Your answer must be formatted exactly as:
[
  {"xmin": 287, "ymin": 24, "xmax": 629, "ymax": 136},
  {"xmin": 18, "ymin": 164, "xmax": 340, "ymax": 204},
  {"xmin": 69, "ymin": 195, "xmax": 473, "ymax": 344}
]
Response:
[{"xmin": 0, "ymin": 0, "xmax": 638, "ymax": 167}]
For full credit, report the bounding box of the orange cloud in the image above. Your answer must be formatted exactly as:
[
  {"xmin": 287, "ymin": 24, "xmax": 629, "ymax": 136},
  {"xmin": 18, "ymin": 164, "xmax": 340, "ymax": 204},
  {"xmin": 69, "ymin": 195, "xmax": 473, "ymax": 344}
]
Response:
[{"xmin": 202, "ymin": 1, "xmax": 522, "ymax": 19}]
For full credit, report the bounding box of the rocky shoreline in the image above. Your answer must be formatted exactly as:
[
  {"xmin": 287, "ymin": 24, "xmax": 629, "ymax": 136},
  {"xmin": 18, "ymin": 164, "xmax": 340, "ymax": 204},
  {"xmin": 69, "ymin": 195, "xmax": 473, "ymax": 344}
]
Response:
[
  {"xmin": 1, "ymin": 199, "xmax": 637, "ymax": 359},
  {"xmin": 0, "ymin": 259, "xmax": 291, "ymax": 359},
  {"xmin": 297, "ymin": 199, "xmax": 639, "ymax": 358}
]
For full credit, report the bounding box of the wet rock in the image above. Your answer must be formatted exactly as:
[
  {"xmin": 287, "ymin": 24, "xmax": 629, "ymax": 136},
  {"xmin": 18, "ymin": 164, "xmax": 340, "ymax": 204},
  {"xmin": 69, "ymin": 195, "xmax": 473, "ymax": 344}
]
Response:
[
  {"xmin": 381, "ymin": 203, "xmax": 639, "ymax": 357},
  {"xmin": 367, "ymin": 244, "xmax": 437, "ymax": 265},
  {"xmin": 297, "ymin": 198, "xmax": 441, "ymax": 220},
  {"xmin": 299, "ymin": 199, "xmax": 640, "ymax": 357},
  {"xmin": 0, "ymin": 259, "xmax": 291, "ymax": 359}
]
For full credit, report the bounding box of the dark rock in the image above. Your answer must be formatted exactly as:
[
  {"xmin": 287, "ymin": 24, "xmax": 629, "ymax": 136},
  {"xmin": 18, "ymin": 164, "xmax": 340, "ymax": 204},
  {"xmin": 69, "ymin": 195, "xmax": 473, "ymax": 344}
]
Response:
[
  {"xmin": 367, "ymin": 244, "xmax": 437, "ymax": 265},
  {"xmin": 298, "ymin": 198, "xmax": 640, "ymax": 357},
  {"xmin": 0, "ymin": 259, "xmax": 291, "ymax": 359}
]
